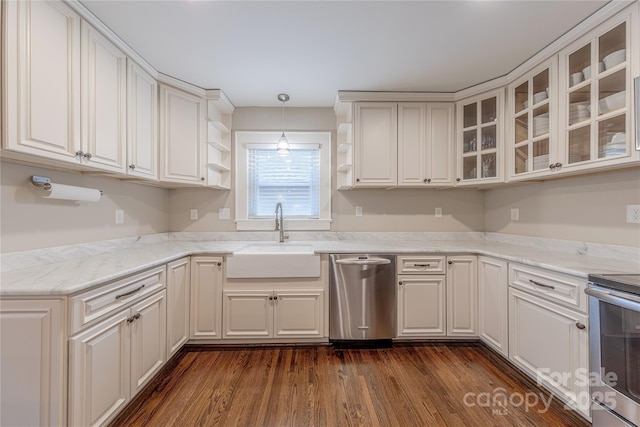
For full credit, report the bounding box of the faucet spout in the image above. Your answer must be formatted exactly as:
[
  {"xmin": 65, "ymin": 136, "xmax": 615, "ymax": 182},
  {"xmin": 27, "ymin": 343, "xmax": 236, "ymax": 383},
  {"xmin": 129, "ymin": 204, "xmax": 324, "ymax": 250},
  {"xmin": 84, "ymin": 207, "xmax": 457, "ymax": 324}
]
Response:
[{"xmin": 274, "ymin": 202, "xmax": 288, "ymax": 243}]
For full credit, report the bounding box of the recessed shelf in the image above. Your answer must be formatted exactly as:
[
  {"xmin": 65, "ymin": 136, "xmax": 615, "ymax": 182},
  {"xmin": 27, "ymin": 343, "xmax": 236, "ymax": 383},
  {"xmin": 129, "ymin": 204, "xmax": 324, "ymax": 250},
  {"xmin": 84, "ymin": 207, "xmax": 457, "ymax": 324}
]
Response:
[
  {"xmin": 208, "ymin": 120, "xmax": 231, "ymax": 135},
  {"xmin": 337, "ymin": 163, "xmax": 352, "ymax": 172},
  {"xmin": 208, "ymin": 140, "xmax": 230, "ymax": 152},
  {"xmin": 337, "ymin": 143, "xmax": 352, "ymax": 153},
  {"xmin": 208, "ymin": 162, "xmax": 231, "ymax": 172}
]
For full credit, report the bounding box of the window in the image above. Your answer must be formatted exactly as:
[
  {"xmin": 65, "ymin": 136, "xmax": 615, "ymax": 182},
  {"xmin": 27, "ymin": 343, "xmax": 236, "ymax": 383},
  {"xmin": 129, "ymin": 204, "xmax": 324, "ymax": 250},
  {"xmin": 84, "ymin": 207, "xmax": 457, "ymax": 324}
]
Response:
[{"xmin": 235, "ymin": 131, "xmax": 331, "ymax": 230}]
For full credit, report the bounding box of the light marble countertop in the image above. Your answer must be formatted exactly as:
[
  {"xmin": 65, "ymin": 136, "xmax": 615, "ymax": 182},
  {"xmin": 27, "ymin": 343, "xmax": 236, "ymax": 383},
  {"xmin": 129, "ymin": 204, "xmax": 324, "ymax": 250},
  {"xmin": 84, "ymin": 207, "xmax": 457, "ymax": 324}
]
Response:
[{"xmin": 1, "ymin": 237, "xmax": 639, "ymax": 296}]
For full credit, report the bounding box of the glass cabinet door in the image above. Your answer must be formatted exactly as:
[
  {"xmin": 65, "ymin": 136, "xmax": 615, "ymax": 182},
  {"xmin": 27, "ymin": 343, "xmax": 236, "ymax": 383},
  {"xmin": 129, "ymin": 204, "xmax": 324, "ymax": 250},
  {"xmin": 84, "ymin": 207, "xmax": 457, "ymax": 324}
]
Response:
[
  {"xmin": 511, "ymin": 64, "xmax": 553, "ymax": 178},
  {"xmin": 564, "ymin": 21, "xmax": 629, "ymax": 166},
  {"xmin": 458, "ymin": 91, "xmax": 502, "ymax": 183}
]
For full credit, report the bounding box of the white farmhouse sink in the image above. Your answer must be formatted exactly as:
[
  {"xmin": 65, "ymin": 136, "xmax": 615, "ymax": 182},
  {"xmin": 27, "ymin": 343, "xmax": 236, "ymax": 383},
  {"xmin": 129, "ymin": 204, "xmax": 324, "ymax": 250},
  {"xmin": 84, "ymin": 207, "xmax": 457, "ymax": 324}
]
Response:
[{"xmin": 226, "ymin": 243, "xmax": 320, "ymax": 278}]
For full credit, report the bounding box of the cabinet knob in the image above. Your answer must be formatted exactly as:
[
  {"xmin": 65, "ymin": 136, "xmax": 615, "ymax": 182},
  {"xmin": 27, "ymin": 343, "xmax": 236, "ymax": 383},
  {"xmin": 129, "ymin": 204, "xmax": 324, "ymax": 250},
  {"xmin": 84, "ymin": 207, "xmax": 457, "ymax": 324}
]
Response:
[
  {"xmin": 217, "ymin": 262, "xmax": 222, "ymax": 267},
  {"xmin": 273, "ymin": 295, "xmax": 278, "ymax": 300},
  {"xmin": 448, "ymin": 260, "xmax": 453, "ymax": 265},
  {"xmin": 75, "ymin": 151, "xmax": 84, "ymax": 158},
  {"xmin": 83, "ymin": 153, "xmax": 92, "ymax": 160},
  {"xmin": 127, "ymin": 316, "xmax": 135, "ymax": 323},
  {"xmin": 549, "ymin": 164, "xmax": 556, "ymax": 169},
  {"xmin": 129, "ymin": 164, "xmax": 136, "ymax": 170},
  {"xmin": 554, "ymin": 162, "xmax": 562, "ymax": 168},
  {"xmin": 200, "ymin": 177, "xmax": 205, "ymax": 181},
  {"xmin": 456, "ymin": 178, "xmax": 461, "ymax": 182},
  {"xmin": 576, "ymin": 323, "xmax": 586, "ymax": 330},
  {"xmin": 398, "ymin": 281, "xmax": 403, "ymax": 286},
  {"xmin": 356, "ymin": 178, "xmax": 360, "ymax": 182},
  {"xmin": 269, "ymin": 296, "xmax": 273, "ymax": 301},
  {"xmin": 427, "ymin": 178, "xmax": 431, "ymax": 183}
]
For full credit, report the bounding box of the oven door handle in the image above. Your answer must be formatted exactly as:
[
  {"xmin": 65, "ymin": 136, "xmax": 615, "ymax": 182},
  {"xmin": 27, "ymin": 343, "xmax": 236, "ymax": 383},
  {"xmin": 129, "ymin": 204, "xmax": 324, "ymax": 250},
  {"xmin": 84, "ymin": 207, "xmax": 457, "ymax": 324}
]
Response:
[{"xmin": 586, "ymin": 287, "xmax": 640, "ymax": 312}]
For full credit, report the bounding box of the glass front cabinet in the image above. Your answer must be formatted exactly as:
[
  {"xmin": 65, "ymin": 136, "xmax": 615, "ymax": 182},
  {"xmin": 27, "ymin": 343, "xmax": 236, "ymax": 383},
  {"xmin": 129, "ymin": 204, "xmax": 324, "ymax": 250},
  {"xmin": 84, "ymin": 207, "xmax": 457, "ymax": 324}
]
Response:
[
  {"xmin": 508, "ymin": 60, "xmax": 558, "ymax": 180},
  {"xmin": 557, "ymin": 8, "xmax": 639, "ymax": 173},
  {"xmin": 456, "ymin": 89, "xmax": 504, "ymax": 185}
]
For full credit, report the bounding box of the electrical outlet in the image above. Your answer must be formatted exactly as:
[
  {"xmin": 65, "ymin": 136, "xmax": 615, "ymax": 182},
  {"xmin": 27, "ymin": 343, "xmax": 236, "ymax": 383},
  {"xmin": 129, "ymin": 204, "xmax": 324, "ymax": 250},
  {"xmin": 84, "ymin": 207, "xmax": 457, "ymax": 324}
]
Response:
[
  {"xmin": 190, "ymin": 209, "xmax": 198, "ymax": 220},
  {"xmin": 510, "ymin": 208, "xmax": 520, "ymax": 221},
  {"xmin": 355, "ymin": 206, "xmax": 363, "ymax": 217},
  {"xmin": 627, "ymin": 205, "xmax": 640, "ymax": 224},
  {"xmin": 115, "ymin": 210, "xmax": 124, "ymax": 224},
  {"xmin": 435, "ymin": 207, "xmax": 442, "ymax": 218},
  {"xmin": 218, "ymin": 208, "xmax": 230, "ymax": 220}
]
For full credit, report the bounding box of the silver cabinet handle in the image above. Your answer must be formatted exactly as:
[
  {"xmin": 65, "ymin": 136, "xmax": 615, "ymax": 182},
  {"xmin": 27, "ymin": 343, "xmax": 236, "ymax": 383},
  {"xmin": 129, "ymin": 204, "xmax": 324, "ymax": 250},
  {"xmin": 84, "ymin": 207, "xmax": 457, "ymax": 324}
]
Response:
[
  {"xmin": 529, "ymin": 279, "xmax": 555, "ymax": 290},
  {"xmin": 549, "ymin": 164, "xmax": 556, "ymax": 169},
  {"xmin": 129, "ymin": 164, "xmax": 136, "ymax": 170},
  {"xmin": 115, "ymin": 284, "xmax": 146, "ymax": 300},
  {"xmin": 75, "ymin": 151, "xmax": 84, "ymax": 158},
  {"xmin": 127, "ymin": 317, "xmax": 135, "ymax": 323},
  {"xmin": 336, "ymin": 258, "xmax": 391, "ymax": 265},
  {"xmin": 83, "ymin": 153, "xmax": 92, "ymax": 160},
  {"xmin": 555, "ymin": 162, "xmax": 562, "ymax": 168},
  {"xmin": 575, "ymin": 323, "xmax": 586, "ymax": 330}
]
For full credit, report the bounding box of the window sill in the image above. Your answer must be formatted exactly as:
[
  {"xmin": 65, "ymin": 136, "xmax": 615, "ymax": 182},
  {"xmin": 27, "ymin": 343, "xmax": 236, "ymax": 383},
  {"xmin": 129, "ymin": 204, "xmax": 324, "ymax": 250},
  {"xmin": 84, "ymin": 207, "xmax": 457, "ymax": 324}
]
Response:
[{"xmin": 235, "ymin": 219, "xmax": 331, "ymax": 231}]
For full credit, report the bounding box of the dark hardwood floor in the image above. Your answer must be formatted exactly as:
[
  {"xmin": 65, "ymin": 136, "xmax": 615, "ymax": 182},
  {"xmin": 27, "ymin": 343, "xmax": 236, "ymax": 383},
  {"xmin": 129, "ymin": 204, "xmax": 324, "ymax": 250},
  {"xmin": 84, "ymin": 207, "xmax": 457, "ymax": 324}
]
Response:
[{"xmin": 111, "ymin": 343, "xmax": 590, "ymax": 427}]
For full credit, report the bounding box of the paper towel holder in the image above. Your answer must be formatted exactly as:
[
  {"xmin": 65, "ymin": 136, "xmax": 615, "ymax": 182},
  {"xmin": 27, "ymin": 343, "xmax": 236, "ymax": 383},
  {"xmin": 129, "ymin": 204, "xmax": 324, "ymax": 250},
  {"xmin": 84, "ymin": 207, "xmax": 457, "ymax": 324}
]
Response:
[{"xmin": 31, "ymin": 175, "xmax": 103, "ymax": 196}]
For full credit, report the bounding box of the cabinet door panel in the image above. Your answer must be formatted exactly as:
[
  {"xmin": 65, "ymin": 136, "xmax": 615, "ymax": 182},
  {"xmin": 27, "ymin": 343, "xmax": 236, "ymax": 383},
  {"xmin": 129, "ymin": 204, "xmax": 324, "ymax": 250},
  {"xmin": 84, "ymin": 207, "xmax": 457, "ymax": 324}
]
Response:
[
  {"xmin": 427, "ymin": 104, "xmax": 455, "ymax": 184},
  {"xmin": 160, "ymin": 85, "xmax": 205, "ymax": 184},
  {"xmin": 223, "ymin": 290, "xmax": 272, "ymax": 338},
  {"xmin": 446, "ymin": 256, "xmax": 477, "ymax": 336},
  {"xmin": 4, "ymin": 0, "xmax": 81, "ymax": 161},
  {"xmin": 190, "ymin": 257, "xmax": 223, "ymax": 339},
  {"xmin": 509, "ymin": 288, "xmax": 589, "ymax": 415},
  {"xmin": 274, "ymin": 290, "xmax": 323, "ymax": 337},
  {"xmin": 478, "ymin": 257, "xmax": 508, "ymax": 356},
  {"xmin": 69, "ymin": 311, "xmax": 130, "ymax": 427},
  {"xmin": 354, "ymin": 103, "xmax": 397, "ymax": 186},
  {"xmin": 81, "ymin": 23, "xmax": 126, "ymax": 172},
  {"xmin": 0, "ymin": 299, "xmax": 66, "ymax": 427},
  {"xmin": 397, "ymin": 276, "xmax": 446, "ymax": 336},
  {"xmin": 130, "ymin": 291, "xmax": 166, "ymax": 395},
  {"xmin": 167, "ymin": 258, "xmax": 190, "ymax": 356},
  {"xmin": 398, "ymin": 103, "xmax": 426, "ymax": 185},
  {"xmin": 127, "ymin": 60, "xmax": 158, "ymax": 179}
]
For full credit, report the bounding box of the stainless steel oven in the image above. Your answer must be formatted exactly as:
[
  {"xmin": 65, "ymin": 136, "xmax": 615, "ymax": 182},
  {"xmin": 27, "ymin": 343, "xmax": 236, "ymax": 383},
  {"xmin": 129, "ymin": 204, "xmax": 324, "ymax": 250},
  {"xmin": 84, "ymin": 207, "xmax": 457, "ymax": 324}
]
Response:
[{"xmin": 587, "ymin": 274, "xmax": 640, "ymax": 427}]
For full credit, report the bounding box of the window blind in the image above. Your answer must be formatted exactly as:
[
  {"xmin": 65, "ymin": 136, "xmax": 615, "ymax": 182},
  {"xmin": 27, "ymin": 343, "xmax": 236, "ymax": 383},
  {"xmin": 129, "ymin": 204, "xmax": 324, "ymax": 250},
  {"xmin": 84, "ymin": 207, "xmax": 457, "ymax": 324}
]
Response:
[{"xmin": 248, "ymin": 148, "xmax": 320, "ymax": 218}]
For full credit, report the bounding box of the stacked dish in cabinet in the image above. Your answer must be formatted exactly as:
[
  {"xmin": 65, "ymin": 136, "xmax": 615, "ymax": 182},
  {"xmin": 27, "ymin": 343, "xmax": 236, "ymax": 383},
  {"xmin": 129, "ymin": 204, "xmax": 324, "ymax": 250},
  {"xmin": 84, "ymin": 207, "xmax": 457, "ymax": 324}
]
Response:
[{"xmin": 600, "ymin": 132, "xmax": 626, "ymax": 157}]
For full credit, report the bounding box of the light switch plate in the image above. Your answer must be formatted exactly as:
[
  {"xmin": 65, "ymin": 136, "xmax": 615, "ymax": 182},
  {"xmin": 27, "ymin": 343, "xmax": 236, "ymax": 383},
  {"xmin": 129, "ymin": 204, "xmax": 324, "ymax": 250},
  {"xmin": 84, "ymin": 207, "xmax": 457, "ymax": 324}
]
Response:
[
  {"xmin": 435, "ymin": 207, "xmax": 442, "ymax": 218},
  {"xmin": 510, "ymin": 208, "xmax": 519, "ymax": 221},
  {"xmin": 355, "ymin": 206, "xmax": 363, "ymax": 217},
  {"xmin": 115, "ymin": 210, "xmax": 124, "ymax": 224},
  {"xmin": 190, "ymin": 209, "xmax": 198, "ymax": 220}
]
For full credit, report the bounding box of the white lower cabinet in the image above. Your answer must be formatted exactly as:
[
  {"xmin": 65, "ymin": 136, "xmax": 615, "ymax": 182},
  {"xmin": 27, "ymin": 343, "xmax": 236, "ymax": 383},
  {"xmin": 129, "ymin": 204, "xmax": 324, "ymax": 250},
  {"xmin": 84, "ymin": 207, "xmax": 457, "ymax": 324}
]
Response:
[
  {"xmin": 190, "ymin": 256, "xmax": 223, "ymax": 340},
  {"xmin": 477, "ymin": 256, "xmax": 509, "ymax": 356},
  {"xmin": 0, "ymin": 299, "xmax": 66, "ymax": 427},
  {"xmin": 508, "ymin": 287, "xmax": 589, "ymax": 416},
  {"xmin": 397, "ymin": 275, "xmax": 446, "ymax": 337},
  {"xmin": 167, "ymin": 257, "xmax": 191, "ymax": 356},
  {"xmin": 223, "ymin": 289, "xmax": 324, "ymax": 339},
  {"xmin": 446, "ymin": 256, "xmax": 477, "ymax": 336},
  {"xmin": 69, "ymin": 290, "xmax": 166, "ymax": 427}
]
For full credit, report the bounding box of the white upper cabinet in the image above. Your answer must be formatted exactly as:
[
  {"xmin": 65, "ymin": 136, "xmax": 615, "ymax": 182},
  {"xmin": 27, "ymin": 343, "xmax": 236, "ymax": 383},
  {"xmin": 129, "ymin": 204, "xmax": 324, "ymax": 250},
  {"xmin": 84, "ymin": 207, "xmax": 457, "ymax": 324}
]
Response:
[
  {"xmin": 557, "ymin": 7, "xmax": 639, "ymax": 173},
  {"xmin": 3, "ymin": 0, "xmax": 81, "ymax": 162},
  {"xmin": 353, "ymin": 102, "xmax": 398, "ymax": 187},
  {"xmin": 81, "ymin": 22, "xmax": 127, "ymax": 173},
  {"xmin": 456, "ymin": 90, "xmax": 504, "ymax": 185},
  {"xmin": 159, "ymin": 84, "xmax": 207, "ymax": 185},
  {"xmin": 508, "ymin": 59, "xmax": 559, "ymax": 181},
  {"xmin": 126, "ymin": 59, "xmax": 158, "ymax": 180},
  {"xmin": 398, "ymin": 103, "xmax": 454, "ymax": 186}
]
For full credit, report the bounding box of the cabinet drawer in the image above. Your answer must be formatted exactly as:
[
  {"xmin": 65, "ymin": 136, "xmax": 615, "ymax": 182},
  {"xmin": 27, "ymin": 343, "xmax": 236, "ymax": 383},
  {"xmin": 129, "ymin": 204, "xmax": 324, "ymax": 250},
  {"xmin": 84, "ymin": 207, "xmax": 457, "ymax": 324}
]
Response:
[
  {"xmin": 70, "ymin": 266, "xmax": 166, "ymax": 334},
  {"xmin": 508, "ymin": 263, "xmax": 586, "ymax": 312},
  {"xmin": 397, "ymin": 256, "xmax": 445, "ymax": 274}
]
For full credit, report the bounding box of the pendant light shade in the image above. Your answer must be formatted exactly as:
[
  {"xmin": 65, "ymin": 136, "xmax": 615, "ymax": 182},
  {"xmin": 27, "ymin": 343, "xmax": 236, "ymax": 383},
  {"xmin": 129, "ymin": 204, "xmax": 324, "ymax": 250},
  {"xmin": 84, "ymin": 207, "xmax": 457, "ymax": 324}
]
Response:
[{"xmin": 277, "ymin": 93, "xmax": 290, "ymax": 156}]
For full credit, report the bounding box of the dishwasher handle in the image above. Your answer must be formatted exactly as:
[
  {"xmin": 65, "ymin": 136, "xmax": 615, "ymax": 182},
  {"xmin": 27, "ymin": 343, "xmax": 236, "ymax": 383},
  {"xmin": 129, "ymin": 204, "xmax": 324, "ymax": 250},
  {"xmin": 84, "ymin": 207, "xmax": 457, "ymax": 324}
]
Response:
[{"xmin": 335, "ymin": 257, "xmax": 391, "ymax": 266}]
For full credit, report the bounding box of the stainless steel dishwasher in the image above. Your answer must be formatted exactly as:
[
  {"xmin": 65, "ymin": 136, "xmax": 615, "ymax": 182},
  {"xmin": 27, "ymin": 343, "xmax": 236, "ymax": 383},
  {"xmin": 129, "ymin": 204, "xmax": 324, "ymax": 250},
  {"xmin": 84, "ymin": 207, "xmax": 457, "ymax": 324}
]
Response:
[{"xmin": 329, "ymin": 254, "xmax": 396, "ymax": 344}]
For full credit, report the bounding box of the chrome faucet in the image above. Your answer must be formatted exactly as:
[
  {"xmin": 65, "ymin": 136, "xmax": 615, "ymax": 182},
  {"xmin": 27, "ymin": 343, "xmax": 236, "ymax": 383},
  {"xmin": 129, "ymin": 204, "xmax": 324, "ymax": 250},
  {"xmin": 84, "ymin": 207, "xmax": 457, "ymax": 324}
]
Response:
[{"xmin": 275, "ymin": 202, "xmax": 288, "ymax": 243}]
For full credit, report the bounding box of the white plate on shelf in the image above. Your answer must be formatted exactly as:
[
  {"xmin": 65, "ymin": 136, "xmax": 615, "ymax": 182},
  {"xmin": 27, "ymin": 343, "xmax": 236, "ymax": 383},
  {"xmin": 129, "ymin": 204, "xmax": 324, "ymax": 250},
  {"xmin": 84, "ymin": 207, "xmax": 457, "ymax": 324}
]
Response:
[
  {"xmin": 599, "ymin": 91, "xmax": 625, "ymax": 114},
  {"xmin": 610, "ymin": 132, "xmax": 625, "ymax": 145},
  {"xmin": 603, "ymin": 49, "xmax": 626, "ymax": 70}
]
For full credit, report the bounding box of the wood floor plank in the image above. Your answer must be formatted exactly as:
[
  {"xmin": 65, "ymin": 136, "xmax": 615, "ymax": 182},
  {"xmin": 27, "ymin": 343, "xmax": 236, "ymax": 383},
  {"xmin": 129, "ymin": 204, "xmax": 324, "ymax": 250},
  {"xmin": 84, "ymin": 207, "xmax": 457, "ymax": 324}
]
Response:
[{"xmin": 110, "ymin": 343, "xmax": 590, "ymax": 427}]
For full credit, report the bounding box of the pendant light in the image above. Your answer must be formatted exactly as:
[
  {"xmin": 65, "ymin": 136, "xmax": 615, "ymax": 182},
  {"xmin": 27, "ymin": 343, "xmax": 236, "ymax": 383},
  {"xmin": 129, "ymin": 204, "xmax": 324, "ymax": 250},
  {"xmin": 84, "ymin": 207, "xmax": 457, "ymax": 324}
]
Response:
[{"xmin": 276, "ymin": 93, "xmax": 290, "ymax": 156}]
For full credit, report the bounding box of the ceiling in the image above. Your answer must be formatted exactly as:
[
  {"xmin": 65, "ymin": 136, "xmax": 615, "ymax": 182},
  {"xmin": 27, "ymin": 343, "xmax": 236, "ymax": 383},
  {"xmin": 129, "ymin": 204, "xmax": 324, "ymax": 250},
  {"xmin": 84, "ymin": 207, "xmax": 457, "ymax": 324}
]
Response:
[{"xmin": 80, "ymin": 0, "xmax": 610, "ymax": 107}]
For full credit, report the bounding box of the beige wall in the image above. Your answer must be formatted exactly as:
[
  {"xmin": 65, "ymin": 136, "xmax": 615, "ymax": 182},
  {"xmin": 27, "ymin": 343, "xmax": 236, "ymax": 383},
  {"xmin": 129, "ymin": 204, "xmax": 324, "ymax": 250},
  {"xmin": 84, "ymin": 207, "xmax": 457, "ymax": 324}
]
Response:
[
  {"xmin": 485, "ymin": 168, "xmax": 640, "ymax": 247},
  {"xmin": 1, "ymin": 162, "xmax": 169, "ymax": 253}
]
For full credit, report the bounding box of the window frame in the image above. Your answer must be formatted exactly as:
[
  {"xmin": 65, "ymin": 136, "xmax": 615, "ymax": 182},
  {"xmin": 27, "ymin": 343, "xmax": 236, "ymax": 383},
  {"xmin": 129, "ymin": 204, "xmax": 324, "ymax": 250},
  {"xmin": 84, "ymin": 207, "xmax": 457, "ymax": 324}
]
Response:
[{"xmin": 235, "ymin": 131, "xmax": 332, "ymax": 231}]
